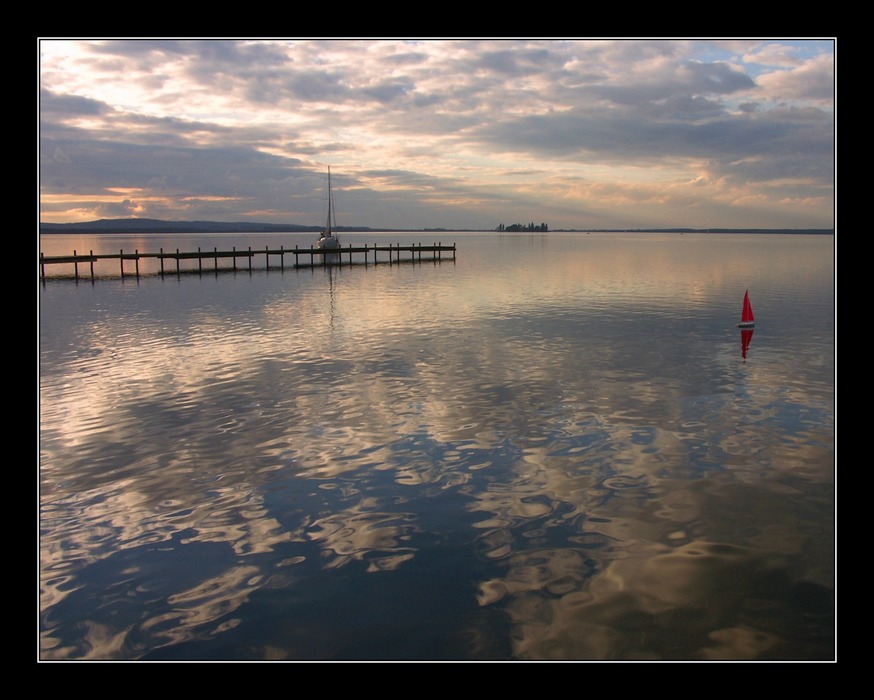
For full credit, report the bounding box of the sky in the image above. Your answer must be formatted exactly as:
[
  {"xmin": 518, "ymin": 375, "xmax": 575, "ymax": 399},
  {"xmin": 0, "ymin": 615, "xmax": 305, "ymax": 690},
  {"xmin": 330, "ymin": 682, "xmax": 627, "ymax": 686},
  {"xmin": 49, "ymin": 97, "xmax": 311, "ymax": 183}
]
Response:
[{"xmin": 38, "ymin": 39, "xmax": 835, "ymax": 231}]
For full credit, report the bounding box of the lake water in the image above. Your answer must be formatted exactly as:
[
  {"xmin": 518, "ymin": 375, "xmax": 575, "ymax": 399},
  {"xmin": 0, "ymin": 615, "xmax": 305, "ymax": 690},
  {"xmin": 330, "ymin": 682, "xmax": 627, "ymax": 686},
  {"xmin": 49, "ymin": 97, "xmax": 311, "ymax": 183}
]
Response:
[{"xmin": 38, "ymin": 231, "xmax": 835, "ymax": 661}]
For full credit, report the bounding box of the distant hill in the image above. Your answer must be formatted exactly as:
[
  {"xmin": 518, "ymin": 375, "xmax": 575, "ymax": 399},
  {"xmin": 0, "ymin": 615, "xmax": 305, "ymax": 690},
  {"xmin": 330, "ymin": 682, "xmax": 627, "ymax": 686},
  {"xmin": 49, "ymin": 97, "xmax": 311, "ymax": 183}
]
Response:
[
  {"xmin": 38, "ymin": 218, "xmax": 835, "ymax": 235},
  {"xmin": 40, "ymin": 218, "xmax": 328, "ymax": 234}
]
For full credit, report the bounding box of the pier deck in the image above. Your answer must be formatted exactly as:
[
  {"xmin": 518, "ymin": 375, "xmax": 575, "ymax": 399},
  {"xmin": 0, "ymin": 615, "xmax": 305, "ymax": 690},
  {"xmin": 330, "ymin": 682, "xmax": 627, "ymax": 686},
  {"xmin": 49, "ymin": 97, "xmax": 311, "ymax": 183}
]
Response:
[{"xmin": 39, "ymin": 242, "xmax": 456, "ymax": 281}]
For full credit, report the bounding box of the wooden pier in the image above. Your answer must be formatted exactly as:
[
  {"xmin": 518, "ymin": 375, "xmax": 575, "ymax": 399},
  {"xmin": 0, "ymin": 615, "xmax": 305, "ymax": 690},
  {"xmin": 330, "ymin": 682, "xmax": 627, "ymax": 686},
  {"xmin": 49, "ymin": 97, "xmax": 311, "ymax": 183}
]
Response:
[{"xmin": 39, "ymin": 242, "xmax": 456, "ymax": 282}]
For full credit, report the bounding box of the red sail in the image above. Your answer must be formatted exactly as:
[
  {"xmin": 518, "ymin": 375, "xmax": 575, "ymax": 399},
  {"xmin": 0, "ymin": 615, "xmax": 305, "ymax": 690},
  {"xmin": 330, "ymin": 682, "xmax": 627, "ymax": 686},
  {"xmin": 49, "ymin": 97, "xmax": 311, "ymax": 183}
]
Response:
[{"xmin": 741, "ymin": 290, "xmax": 754, "ymax": 323}]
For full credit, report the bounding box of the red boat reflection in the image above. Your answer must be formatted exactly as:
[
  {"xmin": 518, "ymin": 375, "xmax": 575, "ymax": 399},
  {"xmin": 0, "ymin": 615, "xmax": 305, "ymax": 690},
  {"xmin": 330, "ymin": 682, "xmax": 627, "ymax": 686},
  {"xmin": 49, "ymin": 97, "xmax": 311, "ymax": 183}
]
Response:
[{"xmin": 741, "ymin": 327, "xmax": 754, "ymax": 361}]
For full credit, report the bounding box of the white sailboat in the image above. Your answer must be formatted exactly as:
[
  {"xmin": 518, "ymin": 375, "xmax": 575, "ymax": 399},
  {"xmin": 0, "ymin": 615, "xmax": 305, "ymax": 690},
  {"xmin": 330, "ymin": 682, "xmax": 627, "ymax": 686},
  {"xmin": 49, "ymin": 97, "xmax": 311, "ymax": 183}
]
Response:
[{"xmin": 316, "ymin": 166, "xmax": 340, "ymax": 251}]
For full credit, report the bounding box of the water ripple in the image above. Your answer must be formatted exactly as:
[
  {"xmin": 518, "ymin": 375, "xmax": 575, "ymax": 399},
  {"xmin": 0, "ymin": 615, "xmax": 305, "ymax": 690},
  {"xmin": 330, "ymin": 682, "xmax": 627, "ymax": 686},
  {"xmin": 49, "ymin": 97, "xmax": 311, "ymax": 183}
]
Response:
[{"xmin": 40, "ymin": 233, "xmax": 835, "ymax": 660}]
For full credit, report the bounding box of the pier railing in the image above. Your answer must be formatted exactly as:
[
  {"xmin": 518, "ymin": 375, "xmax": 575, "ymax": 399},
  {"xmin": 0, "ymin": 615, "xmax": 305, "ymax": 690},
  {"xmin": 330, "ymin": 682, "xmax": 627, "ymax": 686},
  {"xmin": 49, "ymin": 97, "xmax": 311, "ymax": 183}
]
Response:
[{"xmin": 39, "ymin": 242, "xmax": 456, "ymax": 282}]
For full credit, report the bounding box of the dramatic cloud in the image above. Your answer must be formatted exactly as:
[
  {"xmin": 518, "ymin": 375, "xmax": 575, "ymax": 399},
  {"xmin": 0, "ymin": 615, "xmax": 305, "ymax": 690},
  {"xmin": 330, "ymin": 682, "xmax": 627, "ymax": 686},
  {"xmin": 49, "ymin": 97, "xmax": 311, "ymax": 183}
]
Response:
[{"xmin": 39, "ymin": 38, "xmax": 835, "ymax": 230}]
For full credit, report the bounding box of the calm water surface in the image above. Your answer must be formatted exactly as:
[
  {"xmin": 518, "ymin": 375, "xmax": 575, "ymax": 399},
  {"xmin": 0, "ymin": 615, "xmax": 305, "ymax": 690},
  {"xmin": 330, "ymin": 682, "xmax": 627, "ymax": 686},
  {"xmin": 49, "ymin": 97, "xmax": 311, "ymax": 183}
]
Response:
[{"xmin": 38, "ymin": 232, "xmax": 835, "ymax": 661}]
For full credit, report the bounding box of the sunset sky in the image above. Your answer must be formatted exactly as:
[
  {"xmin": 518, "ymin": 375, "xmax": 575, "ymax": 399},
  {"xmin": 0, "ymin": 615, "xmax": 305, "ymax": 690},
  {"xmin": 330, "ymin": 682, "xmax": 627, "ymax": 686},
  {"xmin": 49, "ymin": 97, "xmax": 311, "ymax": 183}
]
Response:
[{"xmin": 38, "ymin": 38, "xmax": 835, "ymax": 231}]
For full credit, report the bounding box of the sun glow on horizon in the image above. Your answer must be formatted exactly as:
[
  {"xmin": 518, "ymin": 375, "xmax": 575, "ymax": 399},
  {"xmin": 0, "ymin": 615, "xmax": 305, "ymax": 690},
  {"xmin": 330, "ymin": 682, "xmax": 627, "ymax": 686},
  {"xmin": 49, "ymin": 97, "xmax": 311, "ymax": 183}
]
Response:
[{"xmin": 39, "ymin": 39, "xmax": 835, "ymax": 231}]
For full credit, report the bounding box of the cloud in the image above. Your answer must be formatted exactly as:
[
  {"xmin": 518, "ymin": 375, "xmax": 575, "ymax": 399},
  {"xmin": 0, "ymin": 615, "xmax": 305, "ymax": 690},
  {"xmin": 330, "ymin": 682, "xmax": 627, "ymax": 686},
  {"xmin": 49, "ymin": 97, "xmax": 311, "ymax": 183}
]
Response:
[{"xmin": 39, "ymin": 39, "xmax": 835, "ymax": 230}]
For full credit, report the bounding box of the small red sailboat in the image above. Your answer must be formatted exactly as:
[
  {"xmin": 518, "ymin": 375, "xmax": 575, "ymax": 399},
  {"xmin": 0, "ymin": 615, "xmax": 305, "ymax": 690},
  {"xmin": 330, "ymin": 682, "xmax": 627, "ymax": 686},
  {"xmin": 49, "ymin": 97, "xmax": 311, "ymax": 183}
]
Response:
[{"xmin": 737, "ymin": 290, "xmax": 755, "ymax": 328}]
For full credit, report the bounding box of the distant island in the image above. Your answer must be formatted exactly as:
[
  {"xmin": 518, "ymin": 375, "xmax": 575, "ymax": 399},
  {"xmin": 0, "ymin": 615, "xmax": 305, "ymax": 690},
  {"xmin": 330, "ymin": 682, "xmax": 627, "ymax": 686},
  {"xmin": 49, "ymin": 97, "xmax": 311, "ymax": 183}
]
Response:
[
  {"xmin": 38, "ymin": 218, "xmax": 834, "ymax": 236},
  {"xmin": 497, "ymin": 222, "xmax": 549, "ymax": 232}
]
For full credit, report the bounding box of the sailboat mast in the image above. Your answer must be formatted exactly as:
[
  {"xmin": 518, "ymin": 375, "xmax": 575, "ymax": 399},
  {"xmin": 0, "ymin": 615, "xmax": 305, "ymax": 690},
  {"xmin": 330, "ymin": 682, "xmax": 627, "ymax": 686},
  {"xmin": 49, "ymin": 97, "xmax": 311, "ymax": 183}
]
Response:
[
  {"xmin": 331, "ymin": 177, "xmax": 337, "ymax": 232},
  {"xmin": 325, "ymin": 166, "xmax": 332, "ymax": 235}
]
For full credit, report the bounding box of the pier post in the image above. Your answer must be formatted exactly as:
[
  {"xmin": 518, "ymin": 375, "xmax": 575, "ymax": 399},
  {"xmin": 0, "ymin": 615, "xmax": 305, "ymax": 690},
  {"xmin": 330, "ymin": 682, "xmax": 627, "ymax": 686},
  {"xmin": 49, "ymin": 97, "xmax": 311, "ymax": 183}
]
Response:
[
  {"xmin": 120, "ymin": 249, "xmax": 124, "ymax": 280},
  {"xmin": 176, "ymin": 249, "xmax": 180, "ymax": 276},
  {"xmin": 198, "ymin": 247, "xmax": 203, "ymax": 274},
  {"xmin": 160, "ymin": 248, "xmax": 165, "ymax": 277},
  {"xmin": 135, "ymin": 250, "xmax": 140, "ymax": 279},
  {"xmin": 214, "ymin": 248, "xmax": 218, "ymax": 274},
  {"xmin": 233, "ymin": 247, "xmax": 237, "ymax": 272},
  {"xmin": 90, "ymin": 250, "xmax": 95, "ymax": 280},
  {"xmin": 40, "ymin": 252, "xmax": 45, "ymax": 282},
  {"xmin": 281, "ymin": 245, "xmax": 285, "ymax": 271},
  {"xmin": 73, "ymin": 250, "xmax": 79, "ymax": 281}
]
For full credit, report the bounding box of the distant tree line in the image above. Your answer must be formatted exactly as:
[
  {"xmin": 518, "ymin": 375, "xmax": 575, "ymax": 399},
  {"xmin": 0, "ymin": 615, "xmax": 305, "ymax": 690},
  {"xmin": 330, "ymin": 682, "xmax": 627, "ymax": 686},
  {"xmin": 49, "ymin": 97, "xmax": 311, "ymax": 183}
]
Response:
[{"xmin": 495, "ymin": 222, "xmax": 548, "ymax": 232}]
